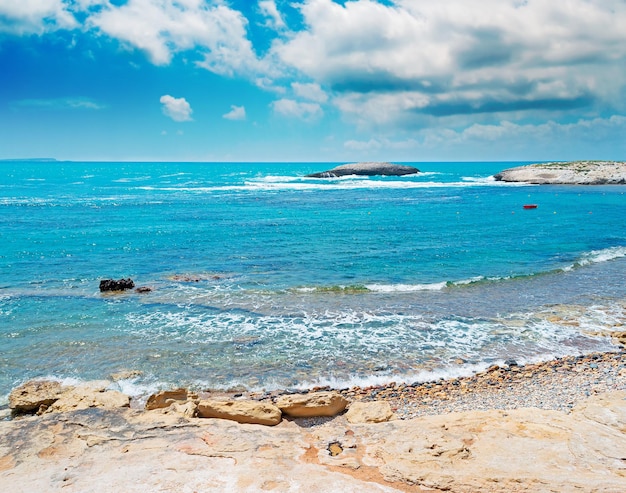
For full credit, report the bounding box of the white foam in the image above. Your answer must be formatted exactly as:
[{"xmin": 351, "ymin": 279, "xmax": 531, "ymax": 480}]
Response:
[
  {"xmin": 563, "ymin": 246, "xmax": 626, "ymax": 271},
  {"xmin": 365, "ymin": 282, "xmax": 448, "ymax": 292}
]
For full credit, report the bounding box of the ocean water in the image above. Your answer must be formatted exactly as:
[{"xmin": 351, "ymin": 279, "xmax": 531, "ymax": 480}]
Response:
[{"xmin": 1, "ymin": 161, "xmax": 625, "ymax": 402}]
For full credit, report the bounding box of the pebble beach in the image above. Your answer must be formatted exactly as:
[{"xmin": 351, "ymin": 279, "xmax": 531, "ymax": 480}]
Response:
[
  {"xmin": 193, "ymin": 343, "xmax": 626, "ymax": 425},
  {"xmin": 343, "ymin": 350, "xmax": 626, "ymax": 419}
]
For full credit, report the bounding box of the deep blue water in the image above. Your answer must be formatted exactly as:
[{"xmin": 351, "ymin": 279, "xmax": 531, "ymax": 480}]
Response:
[{"xmin": 1, "ymin": 161, "xmax": 625, "ymax": 401}]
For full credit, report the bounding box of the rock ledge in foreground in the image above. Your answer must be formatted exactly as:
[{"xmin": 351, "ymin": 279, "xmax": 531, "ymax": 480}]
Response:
[
  {"xmin": 494, "ymin": 161, "xmax": 626, "ymax": 184},
  {"xmin": 306, "ymin": 162, "xmax": 419, "ymax": 178}
]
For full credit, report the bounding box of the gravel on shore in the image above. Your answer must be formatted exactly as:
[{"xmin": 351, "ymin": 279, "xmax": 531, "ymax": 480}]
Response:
[{"xmin": 334, "ymin": 351, "xmax": 626, "ymax": 419}]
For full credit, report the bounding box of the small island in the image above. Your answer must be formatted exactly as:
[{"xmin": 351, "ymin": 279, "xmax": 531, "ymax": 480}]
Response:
[
  {"xmin": 307, "ymin": 162, "xmax": 420, "ymax": 178},
  {"xmin": 494, "ymin": 161, "xmax": 626, "ymax": 184}
]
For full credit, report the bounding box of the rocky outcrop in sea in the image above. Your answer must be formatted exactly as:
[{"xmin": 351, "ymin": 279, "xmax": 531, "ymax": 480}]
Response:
[
  {"xmin": 494, "ymin": 161, "xmax": 626, "ymax": 184},
  {"xmin": 307, "ymin": 162, "xmax": 420, "ymax": 178}
]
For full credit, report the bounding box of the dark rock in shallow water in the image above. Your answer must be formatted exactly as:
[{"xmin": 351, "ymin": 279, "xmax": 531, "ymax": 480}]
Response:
[
  {"xmin": 307, "ymin": 162, "xmax": 420, "ymax": 178},
  {"xmin": 99, "ymin": 278, "xmax": 135, "ymax": 292}
]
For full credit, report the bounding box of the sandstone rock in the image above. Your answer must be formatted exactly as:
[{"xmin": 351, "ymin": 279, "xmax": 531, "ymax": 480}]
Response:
[
  {"xmin": 8, "ymin": 380, "xmax": 62, "ymax": 413},
  {"xmin": 307, "ymin": 162, "xmax": 420, "ymax": 178},
  {"xmin": 275, "ymin": 391, "xmax": 348, "ymax": 418},
  {"xmin": 99, "ymin": 278, "xmax": 135, "ymax": 292},
  {"xmin": 46, "ymin": 385, "xmax": 130, "ymax": 413},
  {"xmin": 345, "ymin": 401, "xmax": 395, "ymax": 424},
  {"xmin": 197, "ymin": 399, "xmax": 282, "ymax": 426},
  {"xmin": 145, "ymin": 389, "xmax": 192, "ymax": 411},
  {"xmin": 2, "ymin": 392, "xmax": 626, "ymax": 492}
]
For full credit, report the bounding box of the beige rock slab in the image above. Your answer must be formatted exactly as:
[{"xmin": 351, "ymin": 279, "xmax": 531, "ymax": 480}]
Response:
[
  {"xmin": 46, "ymin": 386, "xmax": 130, "ymax": 414},
  {"xmin": 197, "ymin": 399, "xmax": 282, "ymax": 426},
  {"xmin": 1, "ymin": 392, "xmax": 626, "ymax": 492},
  {"xmin": 346, "ymin": 401, "xmax": 395, "ymax": 424},
  {"xmin": 276, "ymin": 391, "xmax": 349, "ymax": 417}
]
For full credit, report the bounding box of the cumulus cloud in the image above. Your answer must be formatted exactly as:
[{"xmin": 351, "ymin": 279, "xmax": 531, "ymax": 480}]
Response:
[
  {"xmin": 292, "ymin": 82, "xmax": 328, "ymax": 103},
  {"xmin": 271, "ymin": 99, "xmax": 323, "ymax": 120},
  {"xmin": 88, "ymin": 0, "xmax": 265, "ymax": 76},
  {"xmin": 223, "ymin": 105, "xmax": 246, "ymax": 120},
  {"xmin": 0, "ymin": 0, "xmax": 77, "ymax": 34},
  {"xmin": 160, "ymin": 95, "xmax": 193, "ymax": 122},
  {"xmin": 273, "ymin": 0, "xmax": 626, "ymax": 126},
  {"xmin": 259, "ymin": 0, "xmax": 286, "ymax": 30}
]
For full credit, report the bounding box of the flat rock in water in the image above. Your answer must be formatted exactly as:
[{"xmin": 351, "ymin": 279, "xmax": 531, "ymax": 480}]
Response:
[
  {"xmin": 494, "ymin": 161, "xmax": 626, "ymax": 184},
  {"xmin": 307, "ymin": 162, "xmax": 420, "ymax": 178}
]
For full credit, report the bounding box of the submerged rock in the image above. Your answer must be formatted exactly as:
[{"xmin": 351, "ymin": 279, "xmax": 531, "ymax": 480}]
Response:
[
  {"xmin": 99, "ymin": 278, "xmax": 135, "ymax": 292},
  {"xmin": 307, "ymin": 162, "xmax": 420, "ymax": 178}
]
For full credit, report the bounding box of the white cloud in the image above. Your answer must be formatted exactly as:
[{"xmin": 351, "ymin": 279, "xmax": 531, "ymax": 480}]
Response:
[
  {"xmin": 273, "ymin": 0, "xmax": 626, "ymax": 126},
  {"xmin": 89, "ymin": 0, "xmax": 265, "ymax": 76},
  {"xmin": 271, "ymin": 99, "xmax": 323, "ymax": 120},
  {"xmin": 13, "ymin": 97, "xmax": 106, "ymax": 110},
  {"xmin": 160, "ymin": 95, "xmax": 193, "ymax": 122},
  {"xmin": 0, "ymin": 0, "xmax": 77, "ymax": 34},
  {"xmin": 223, "ymin": 105, "xmax": 246, "ymax": 120},
  {"xmin": 259, "ymin": 0, "xmax": 286, "ymax": 30},
  {"xmin": 292, "ymin": 82, "xmax": 328, "ymax": 103}
]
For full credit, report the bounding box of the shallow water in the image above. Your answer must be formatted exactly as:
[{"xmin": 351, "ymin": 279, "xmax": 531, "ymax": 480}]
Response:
[{"xmin": 1, "ymin": 161, "xmax": 625, "ymax": 401}]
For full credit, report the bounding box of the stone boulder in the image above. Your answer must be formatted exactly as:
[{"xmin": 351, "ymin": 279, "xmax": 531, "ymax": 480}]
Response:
[
  {"xmin": 145, "ymin": 389, "xmax": 194, "ymax": 411},
  {"xmin": 99, "ymin": 278, "xmax": 135, "ymax": 292},
  {"xmin": 275, "ymin": 391, "xmax": 349, "ymax": 418},
  {"xmin": 46, "ymin": 383, "xmax": 130, "ymax": 413},
  {"xmin": 8, "ymin": 380, "xmax": 63, "ymax": 413},
  {"xmin": 197, "ymin": 399, "xmax": 282, "ymax": 426},
  {"xmin": 9, "ymin": 380, "xmax": 130, "ymax": 415},
  {"xmin": 345, "ymin": 401, "xmax": 395, "ymax": 424},
  {"xmin": 307, "ymin": 162, "xmax": 420, "ymax": 178}
]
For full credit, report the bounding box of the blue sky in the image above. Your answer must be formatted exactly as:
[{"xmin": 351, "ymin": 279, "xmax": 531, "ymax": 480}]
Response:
[{"xmin": 1, "ymin": 0, "xmax": 625, "ymax": 162}]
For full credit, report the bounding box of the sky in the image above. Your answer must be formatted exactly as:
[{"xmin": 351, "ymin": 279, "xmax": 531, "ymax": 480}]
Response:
[{"xmin": 1, "ymin": 0, "xmax": 625, "ymax": 162}]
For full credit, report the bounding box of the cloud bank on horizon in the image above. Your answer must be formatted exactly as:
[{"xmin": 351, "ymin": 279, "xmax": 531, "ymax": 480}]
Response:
[{"xmin": 1, "ymin": 0, "xmax": 625, "ymax": 161}]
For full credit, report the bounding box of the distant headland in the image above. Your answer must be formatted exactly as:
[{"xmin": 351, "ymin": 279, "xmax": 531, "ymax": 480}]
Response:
[
  {"xmin": 306, "ymin": 162, "xmax": 420, "ymax": 178},
  {"xmin": 494, "ymin": 161, "xmax": 626, "ymax": 185},
  {"xmin": 0, "ymin": 158, "xmax": 58, "ymax": 162}
]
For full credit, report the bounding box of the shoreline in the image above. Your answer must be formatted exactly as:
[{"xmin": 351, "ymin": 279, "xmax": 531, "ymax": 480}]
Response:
[
  {"xmin": 3, "ymin": 346, "xmax": 625, "ymax": 421},
  {"xmin": 2, "ymin": 348, "xmax": 625, "ymax": 492}
]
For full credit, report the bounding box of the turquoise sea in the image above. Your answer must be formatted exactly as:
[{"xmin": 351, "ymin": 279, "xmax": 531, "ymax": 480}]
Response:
[{"xmin": 1, "ymin": 161, "xmax": 625, "ymax": 403}]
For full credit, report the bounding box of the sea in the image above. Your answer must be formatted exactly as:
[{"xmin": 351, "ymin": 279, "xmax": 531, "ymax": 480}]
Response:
[{"xmin": 1, "ymin": 161, "xmax": 625, "ymax": 404}]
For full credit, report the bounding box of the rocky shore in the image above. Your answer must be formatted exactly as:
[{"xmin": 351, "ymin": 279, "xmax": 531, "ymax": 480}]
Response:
[
  {"xmin": 2, "ymin": 343, "xmax": 626, "ymax": 492},
  {"xmin": 494, "ymin": 161, "xmax": 626, "ymax": 184}
]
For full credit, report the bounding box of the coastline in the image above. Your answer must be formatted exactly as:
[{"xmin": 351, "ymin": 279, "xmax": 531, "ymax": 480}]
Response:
[{"xmin": 2, "ymin": 347, "xmax": 625, "ymax": 492}]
